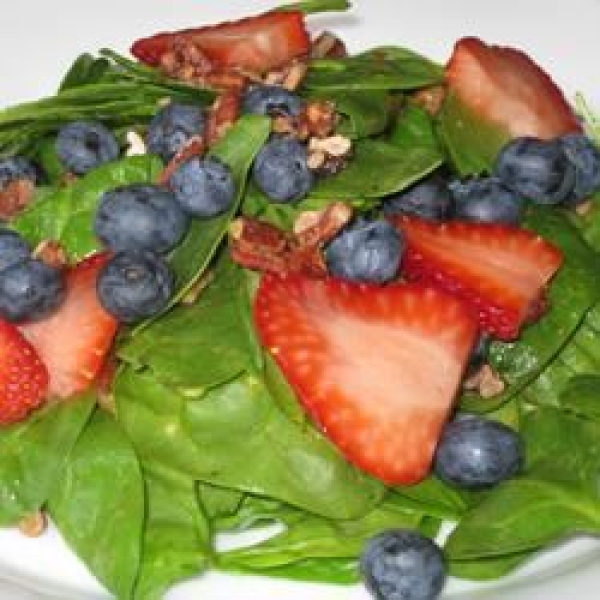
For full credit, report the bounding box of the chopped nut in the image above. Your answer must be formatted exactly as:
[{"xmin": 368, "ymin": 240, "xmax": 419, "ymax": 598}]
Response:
[
  {"xmin": 309, "ymin": 134, "xmax": 352, "ymax": 158},
  {"xmin": 158, "ymin": 135, "xmax": 205, "ymax": 185},
  {"xmin": 282, "ymin": 61, "xmax": 308, "ymax": 91},
  {"xmin": 304, "ymin": 100, "xmax": 338, "ymax": 138},
  {"xmin": 18, "ymin": 512, "xmax": 47, "ymax": 538},
  {"xmin": 310, "ymin": 31, "xmax": 348, "ymax": 59},
  {"xmin": 0, "ymin": 179, "xmax": 35, "ymax": 220},
  {"xmin": 205, "ymin": 89, "xmax": 242, "ymax": 146},
  {"xmin": 411, "ymin": 85, "xmax": 447, "ymax": 115},
  {"xmin": 307, "ymin": 150, "xmax": 327, "ymax": 170},
  {"xmin": 125, "ymin": 130, "xmax": 147, "ymax": 156},
  {"xmin": 33, "ymin": 240, "xmax": 68, "ymax": 269},
  {"xmin": 98, "ymin": 391, "xmax": 116, "ymax": 414},
  {"xmin": 464, "ymin": 364, "xmax": 505, "ymax": 398},
  {"xmin": 575, "ymin": 200, "xmax": 593, "ymax": 216}
]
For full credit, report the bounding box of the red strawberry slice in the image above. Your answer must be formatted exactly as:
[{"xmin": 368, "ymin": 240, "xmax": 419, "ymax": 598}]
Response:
[
  {"xmin": 255, "ymin": 274, "xmax": 478, "ymax": 485},
  {"xmin": 446, "ymin": 37, "xmax": 581, "ymax": 140},
  {"xmin": 131, "ymin": 11, "xmax": 310, "ymax": 74},
  {"xmin": 392, "ymin": 216, "xmax": 563, "ymax": 341},
  {"xmin": 20, "ymin": 253, "xmax": 119, "ymax": 399},
  {"xmin": 0, "ymin": 320, "xmax": 49, "ymax": 425}
]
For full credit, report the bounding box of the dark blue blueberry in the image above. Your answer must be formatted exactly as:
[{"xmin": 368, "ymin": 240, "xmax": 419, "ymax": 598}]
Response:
[
  {"xmin": 0, "ymin": 229, "xmax": 31, "ymax": 272},
  {"xmin": 253, "ymin": 136, "xmax": 314, "ymax": 203},
  {"xmin": 242, "ymin": 85, "xmax": 304, "ymax": 118},
  {"xmin": 449, "ymin": 176, "xmax": 523, "ymax": 225},
  {"xmin": 0, "ymin": 258, "xmax": 64, "ymax": 322},
  {"xmin": 56, "ymin": 121, "xmax": 119, "ymax": 175},
  {"xmin": 0, "ymin": 156, "xmax": 40, "ymax": 189},
  {"xmin": 170, "ymin": 156, "xmax": 236, "ymax": 218},
  {"xmin": 97, "ymin": 251, "xmax": 174, "ymax": 323},
  {"xmin": 494, "ymin": 136, "xmax": 575, "ymax": 205},
  {"xmin": 95, "ymin": 184, "xmax": 189, "ymax": 254},
  {"xmin": 360, "ymin": 530, "xmax": 446, "ymax": 600},
  {"xmin": 560, "ymin": 133, "xmax": 600, "ymax": 205},
  {"xmin": 325, "ymin": 218, "xmax": 403, "ymax": 284},
  {"xmin": 146, "ymin": 103, "xmax": 205, "ymax": 162},
  {"xmin": 434, "ymin": 416, "xmax": 524, "ymax": 489},
  {"xmin": 383, "ymin": 175, "xmax": 452, "ymax": 220}
]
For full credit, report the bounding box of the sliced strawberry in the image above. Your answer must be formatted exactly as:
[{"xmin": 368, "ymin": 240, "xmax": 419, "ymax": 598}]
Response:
[
  {"xmin": 131, "ymin": 11, "xmax": 310, "ymax": 74},
  {"xmin": 392, "ymin": 216, "xmax": 563, "ymax": 341},
  {"xmin": 0, "ymin": 320, "xmax": 49, "ymax": 425},
  {"xmin": 255, "ymin": 275, "xmax": 478, "ymax": 485},
  {"xmin": 446, "ymin": 37, "xmax": 581, "ymax": 140},
  {"xmin": 20, "ymin": 253, "xmax": 119, "ymax": 399}
]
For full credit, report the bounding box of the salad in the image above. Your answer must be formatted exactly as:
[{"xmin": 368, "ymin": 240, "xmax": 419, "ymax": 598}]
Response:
[{"xmin": 1, "ymin": 1, "xmax": 600, "ymax": 599}]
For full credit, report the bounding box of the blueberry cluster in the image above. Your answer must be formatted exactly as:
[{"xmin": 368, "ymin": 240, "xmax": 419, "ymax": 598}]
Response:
[{"xmin": 0, "ymin": 229, "xmax": 64, "ymax": 322}]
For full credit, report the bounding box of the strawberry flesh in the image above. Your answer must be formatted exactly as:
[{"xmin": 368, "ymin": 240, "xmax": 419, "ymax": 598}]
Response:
[
  {"xmin": 393, "ymin": 216, "xmax": 563, "ymax": 341},
  {"xmin": 446, "ymin": 37, "xmax": 581, "ymax": 140},
  {"xmin": 255, "ymin": 274, "xmax": 478, "ymax": 485},
  {"xmin": 131, "ymin": 11, "xmax": 310, "ymax": 74},
  {"xmin": 20, "ymin": 253, "xmax": 119, "ymax": 399},
  {"xmin": 0, "ymin": 319, "xmax": 49, "ymax": 425}
]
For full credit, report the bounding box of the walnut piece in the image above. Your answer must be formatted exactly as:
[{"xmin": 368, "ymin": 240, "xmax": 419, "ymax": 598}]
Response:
[
  {"xmin": 464, "ymin": 364, "xmax": 506, "ymax": 398},
  {"xmin": 0, "ymin": 179, "xmax": 35, "ymax": 220},
  {"xmin": 411, "ymin": 85, "xmax": 447, "ymax": 115},
  {"xmin": 33, "ymin": 240, "xmax": 69, "ymax": 269},
  {"xmin": 18, "ymin": 512, "xmax": 47, "ymax": 538}
]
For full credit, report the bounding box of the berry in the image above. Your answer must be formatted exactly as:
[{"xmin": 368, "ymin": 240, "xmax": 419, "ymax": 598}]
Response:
[
  {"xmin": 383, "ymin": 175, "xmax": 452, "ymax": 221},
  {"xmin": 0, "ymin": 156, "xmax": 41, "ymax": 189},
  {"xmin": 253, "ymin": 136, "xmax": 314, "ymax": 203},
  {"xmin": 97, "ymin": 251, "xmax": 174, "ymax": 324},
  {"xmin": 560, "ymin": 133, "xmax": 600, "ymax": 204},
  {"xmin": 0, "ymin": 229, "xmax": 31, "ymax": 272},
  {"xmin": 19, "ymin": 253, "xmax": 119, "ymax": 399},
  {"xmin": 146, "ymin": 103, "xmax": 205, "ymax": 163},
  {"xmin": 325, "ymin": 218, "xmax": 403, "ymax": 284},
  {"xmin": 56, "ymin": 121, "xmax": 119, "ymax": 175},
  {"xmin": 360, "ymin": 530, "xmax": 446, "ymax": 600},
  {"xmin": 131, "ymin": 10, "xmax": 310, "ymax": 74},
  {"xmin": 450, "ymin": 176, "xmax": 523, "ymax": 225},
  {"xmin": 494, "ymin": 137, "xmax": 575, "ymax": 205},
  {"xmin": 392, "ymin": 215, "xmax": 563, "ymax": 340},
  {"xmin": 434, "ymin": 415, "xmax": 524, "ymax": 489},
  {"xmin": 0, "ymin": 320, "xmax": 49, "ymax": 425},
  {"xmin": 170, "ymin": 156, "xmax": 236, "ymax": 218},
  {"xmin": 0, "ymin": 258, "xmax": 64, "ymax": 323},
  {"xmin": 242, "ymin": 85, "xmax": 304, "ymax": 118},
  {"xmin": 95, "ymin": 184, "xmax": 189, "ymax": 254},
  {"xmin": 255, "ymin": 274, "xmax": 478, "ymax": 484},
  {"xmin": 446, "ymin": 37, "xmax": 581, "ymax": 141}
]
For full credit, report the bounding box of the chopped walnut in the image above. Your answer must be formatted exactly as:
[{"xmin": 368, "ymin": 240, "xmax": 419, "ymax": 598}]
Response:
[
  {"xmin": 575, "ymin": 200, "xmax": 593, "ymax": 216},
  {"xmin": 309, "ymin": 134, "xmax": 352, "ymax": 158},
  {"xmin": 0, "ymin": 179, "xmax": 35, "ymax": 220},
  {"xmin": 125, "ymin": 130, "xmax": 147, "ymax": 156},
  {"xmin": 230, "ymin": 201, "xmax": 352, "ymax": 276},
  {"xmin": 464, "ymin": 364, "xmax": 506, "ymax": 398},
  {"xmin": 310, "ymin": 31, "xmax": 348, "ymax": 59},
  {"xmin": 411, "ymin": 85, "xmax": 447, "ymax": 116},
  {"xmin": 18, "ymin": 512, "xmax": 47, "ymax": 538},
  {"xmin": 304, "ymin": 100, "xmax": 338, "ymax": 138},
  {"xmin": 158, "ymin": 135, "xmax": 205, "ymax": 186},
  {"xmin": 33, "ymin": 240, "xmax": 68, "ymax": 269},
  {"xmin": 205, "ymin": 89, "xmax": 242, "ymax": 146},
  {"xmin": 282, "ymin": 61, "xmax": 309, "ymax": 91}
]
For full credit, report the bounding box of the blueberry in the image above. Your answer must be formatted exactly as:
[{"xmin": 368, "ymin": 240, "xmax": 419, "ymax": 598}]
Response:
[
  {"xmin": 170, "ymin": 156, "xmax": 236, "ymax": 218},
  {"xmin": 560, "ymin": 133, "xmax": 600, "ymax": 205},
  {"xmin": 56, "ymin": 121, "xmax": 119, "ymax": 175},
  {"xmin": 253, "ymin": 136, "xmax": 314, "ymax": 203},
  {"xmin": 97, "ymin": 251, "xmax": 174, "ymax": 323},
  {"xmin": 242, "ymin": 85, "xmax": 304, "ymax": 118},
  {"xmin": 326, "ymin": 218, "xmax": 403, "ymax": 284},
  {"xmin": 449, "ymin": 176, "xmax": 523, "ymax": 225},
  {"xmin": 0, "ymin": 229, "xmax": 31, "ymax": 271},
  {"xmin": 146, "ymin": 103, "xmax": 205, "ymax": 162},
  {"xmin": 434, "ymin": 416, "xmax": 524, "ymax": 489},
  {"xmin": 383, "ymin": 175, "xmax": 452, "ymax": 220},
  {"xmin": 0, "ymin": 258, "xmax": 64, "ymax": 322},
  {"xmin": 360, "ymin": 529, "xmax": 446, "ymax": 600},
  {"xmin": 0, "ymin": 156, "xmax": 41, "ymax": 189},
  {"xmin": 95, "ymin": 184, "xmax": 189, "ymax": 254},
  {"xmin": 494, "ymin": 136, "xmax": 575, "ymax": 205}
]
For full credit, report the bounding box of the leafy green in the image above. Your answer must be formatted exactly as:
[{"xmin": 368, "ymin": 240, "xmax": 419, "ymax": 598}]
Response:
[
  {"xmin": 575, "ymin": 93, "xmax": 600, "ymax": 147},
  {"xmin": 58, "ymin": 53, "xmax": 113, "ymax": 91},
  {"xmin": 48, "ymin": 410, "xmax": 145, "ymax": 600},
  {"xmin": 12, "ymin": 155, "xmax": 162, "ymax": 259},
  {"xmin": 276, "ymin": 0, "xmax": 351, "ymax": 13},
  {"xmin": 0, "ymin": 395, "xmax": 94, "ymax": 525},
  {"xmin": 388, "ymin": 102, "xmax": 442, "ymax": 155},
  {"xmin": 559, "ymin": 374, "xmax": 600, "ymax": 419}
]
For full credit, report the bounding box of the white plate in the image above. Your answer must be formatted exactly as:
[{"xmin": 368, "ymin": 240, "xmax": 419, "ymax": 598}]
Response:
[{"xmin": 1, "ymin": 1, "xmax": 599, "ymax": 599}]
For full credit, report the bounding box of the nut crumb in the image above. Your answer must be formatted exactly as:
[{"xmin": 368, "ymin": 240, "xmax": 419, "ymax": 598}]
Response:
[
  {"xmin": 33, "ymin": 240, "xmax": 68, "ymax": 269},
  {"xmin": 0, "ymin": 179, "xmax": 35, "ymax": 220},
  {"xmin": 18, "ymin": 512, "xmax": 47, "ymax": 538},
  {"xmin": 464, "ymin": 364, "xmax": 505, "ymax": 398},
  {"xmin": 309, "ymin": 134, "xmax": 352, "ymax": 158},
  {"xmin": 575, "ymin": 200, "xmax": 593, "ymax": 216},
  {"xmin": 125, "ymin": 131, "xmax": 147, "ymax": 156}
]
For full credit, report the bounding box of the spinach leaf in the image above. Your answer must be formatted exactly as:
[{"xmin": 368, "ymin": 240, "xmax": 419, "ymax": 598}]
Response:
[
  {"xmin": 276, "ymin": 0, "xmax": 350, "ymax": 13},
  {"xmin": 59, "ymin": 53, "xmax": 113, "ymax": 91},
  {"xmin": 257, "ymin": 557, "xmax": 360, "ymax": 584},
  {"xmin": 303, "ymin": 47, "xmax": 443, "ymax": 92},
  {"xmin": 558, "ymin": 374, "xmax": 600, "ymax": 419},
  {"xmin": 449, "ymin": 551, "xmax": 534, "ymax": 581},
  {"xmin": 567, "ymin": 194, "xmax": 600, "ymax": 251},
  {"xmin": 12, "ymin": 155, "xmax": 162, "ymax": 259},
  {"xmin": 0, "ymin": 395, "xmax": 94, "ymax": 525},
  {"xmin": 461, "ymin": 209, "xmax": 600, "ymax": 412},
  {"xmin": 165, "ymin": 114, "xmax": 271, "ymax": 308},
  {"xmin": 388, "ymin": 103, "xmax": 442, "ymax": 155},
  {"xmin": 310, "ymin": 139, "xmax": 442, "ymax": 199},
  {"xmin": 115, "ymin": 368, "xmax": 384, "ymax": 519},
  {"xmin": 198, "ymin": 482, "xmax": 245, "ymax": 522},
  {"xmin": 48, "ymin": 410, "xmax": 145, "ymax": 600},
  {"xmin": 134, "ymin": 469, "xmax": 210, "ymax": 600}
]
